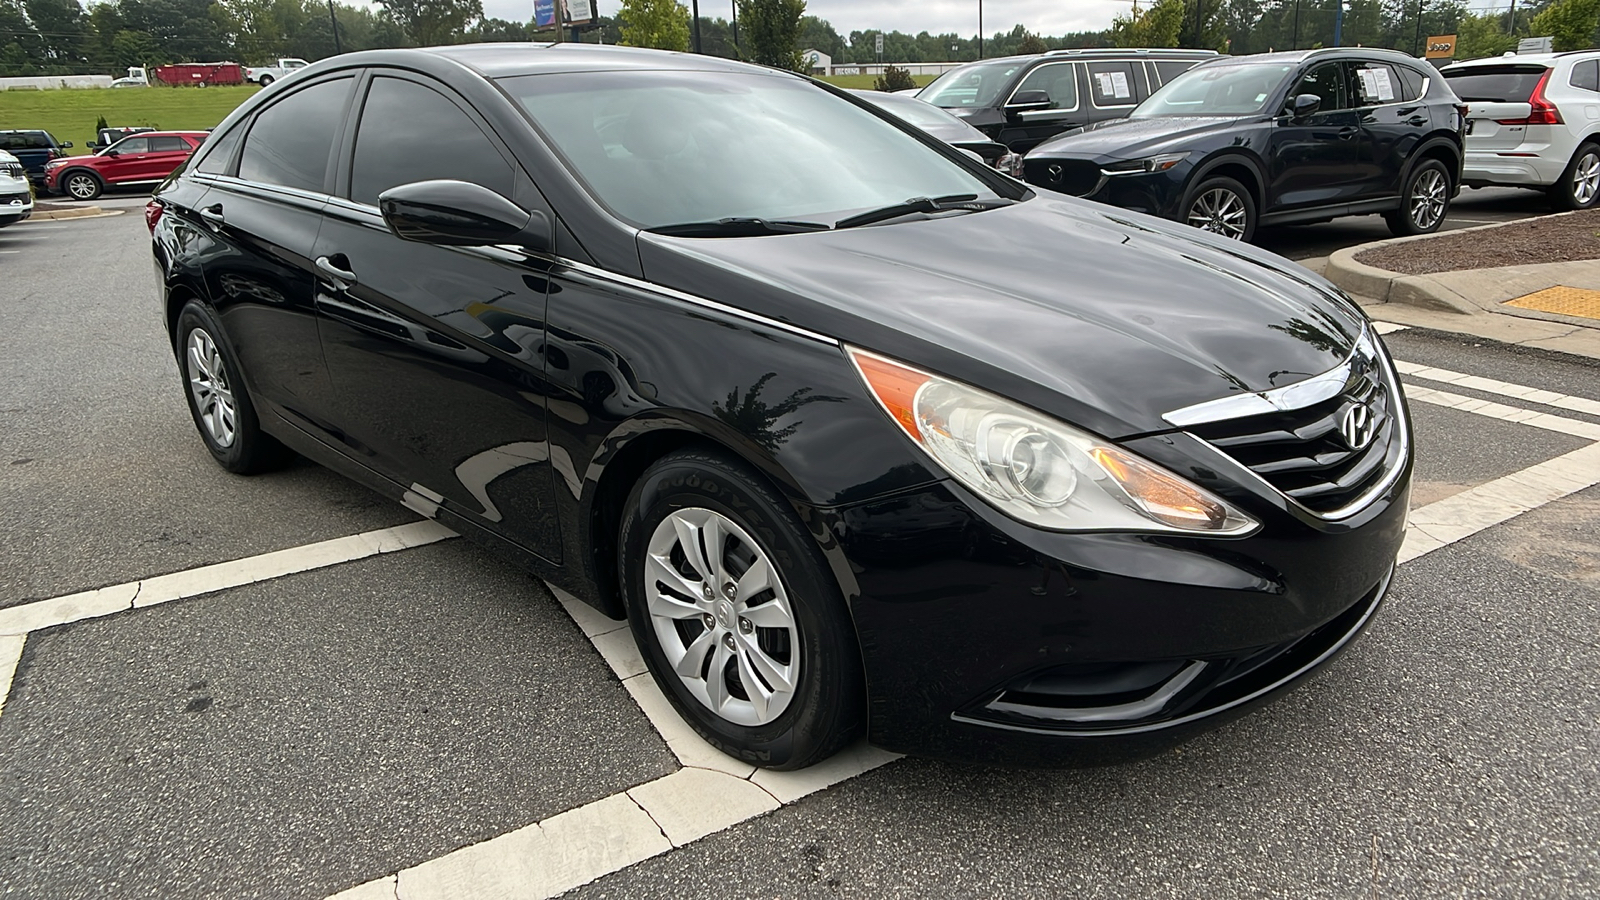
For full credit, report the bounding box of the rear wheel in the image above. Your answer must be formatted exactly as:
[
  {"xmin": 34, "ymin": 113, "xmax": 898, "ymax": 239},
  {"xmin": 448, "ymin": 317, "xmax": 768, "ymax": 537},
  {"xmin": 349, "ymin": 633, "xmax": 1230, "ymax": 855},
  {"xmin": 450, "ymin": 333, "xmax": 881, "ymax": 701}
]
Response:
[
  {"xmin": 1385, "ymin": 158, "xmax": 1451, "ymax": 236},
  {"xmin": 619, "ymin": 449, "xmax": 864, "ymax": 770},
  {"xmin": 63, "ymin": 170, "xmax": 102, "ymax": 201},
  {"xmin": 1182, "ymin": 176, "xmax": 1257, "ymax": 242},
  {"xmin": 257, "ymin": 74, "xmax": 274, "ymax": 86},
  {"xmin": 1549, "ymin": 143, "xmax": 1600, "ymax": 211},
  {"xmin": 175, "ymin": 301, "xmax": 294, "ymax": 474}
]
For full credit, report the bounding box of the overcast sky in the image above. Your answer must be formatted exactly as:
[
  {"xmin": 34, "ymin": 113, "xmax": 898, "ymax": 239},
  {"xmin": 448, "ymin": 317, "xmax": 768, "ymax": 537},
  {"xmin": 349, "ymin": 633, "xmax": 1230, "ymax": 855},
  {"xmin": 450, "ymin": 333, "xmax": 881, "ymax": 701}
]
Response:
[{"xmin": 481, "ymin": 0, "xmax": 1131, "ymax": 38}]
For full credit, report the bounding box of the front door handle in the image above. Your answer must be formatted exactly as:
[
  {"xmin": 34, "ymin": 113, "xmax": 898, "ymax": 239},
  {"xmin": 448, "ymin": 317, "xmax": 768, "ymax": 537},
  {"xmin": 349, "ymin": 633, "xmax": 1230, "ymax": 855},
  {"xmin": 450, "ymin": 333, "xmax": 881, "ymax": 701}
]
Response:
[
  {"xmin": 1338, "ymin": 126, "xmax": 1359, "ymax": 140},
  {"xmin": 199, "ymin": 203, "xmax": 224, "ymax": 226},
  {"xmin": 315, "ymin": 254, "xmax": 357, "ymax": 289}
]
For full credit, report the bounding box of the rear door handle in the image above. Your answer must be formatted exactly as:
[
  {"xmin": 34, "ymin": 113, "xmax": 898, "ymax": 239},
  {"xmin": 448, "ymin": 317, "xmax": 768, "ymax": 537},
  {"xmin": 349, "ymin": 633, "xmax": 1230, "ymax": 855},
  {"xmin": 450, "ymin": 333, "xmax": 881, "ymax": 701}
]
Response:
[
  {"xmin": 1407, "ymin": 116, "xmax": 1428, "ymax": 127},
  {"xmin": 199, "ymin": 203, "xmax": 224, "ymax": 226},
  {"xmin": 315, "ymin": 254, "xmax": 357, "ymax": 288}
]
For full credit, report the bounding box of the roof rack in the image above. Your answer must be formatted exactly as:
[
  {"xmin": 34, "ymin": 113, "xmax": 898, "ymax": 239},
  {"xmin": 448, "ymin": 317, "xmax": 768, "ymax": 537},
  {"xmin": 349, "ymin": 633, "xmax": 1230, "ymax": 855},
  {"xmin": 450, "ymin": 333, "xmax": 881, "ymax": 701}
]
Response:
[
  {"xmin": 1301, "ymin": 46, "xmax": 1421, "ymax": 61},
  {"xmin": 1042, "ymin": 48, "xmax": 1221, "ymax": 59}
]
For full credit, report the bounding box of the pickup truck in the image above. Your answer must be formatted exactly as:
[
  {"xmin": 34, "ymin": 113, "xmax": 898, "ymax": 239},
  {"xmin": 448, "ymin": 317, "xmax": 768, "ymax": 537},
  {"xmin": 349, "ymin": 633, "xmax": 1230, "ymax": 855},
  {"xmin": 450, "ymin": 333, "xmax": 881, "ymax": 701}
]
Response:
[{"xmin": 244, "ymin": 58, "xmax": 310, "ymax": 86}]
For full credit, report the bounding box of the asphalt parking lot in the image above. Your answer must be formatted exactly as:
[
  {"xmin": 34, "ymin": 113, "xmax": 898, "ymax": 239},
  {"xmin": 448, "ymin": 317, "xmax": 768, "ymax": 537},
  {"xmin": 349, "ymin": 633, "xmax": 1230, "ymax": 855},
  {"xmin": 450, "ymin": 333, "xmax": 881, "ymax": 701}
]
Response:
[{"xmin": 3, "ymin": 205, "xmax": 1599, "ymax": 899}]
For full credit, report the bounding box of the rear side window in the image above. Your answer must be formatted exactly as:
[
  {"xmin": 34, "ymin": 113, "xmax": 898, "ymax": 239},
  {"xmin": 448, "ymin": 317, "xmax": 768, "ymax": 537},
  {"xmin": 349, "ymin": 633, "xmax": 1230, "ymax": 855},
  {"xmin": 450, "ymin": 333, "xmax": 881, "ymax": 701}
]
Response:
[
  {"xmin": 1, "ymin": 132, "xmax": 54, "ymax": 150},
  {"xmin": 196, "ymin": 126, "xmax": 243, "ymax": 175},
  {"xmin": 1350, "ymin": 62, "xmax": 1402, "ymax": 105},
  {"xmin": 1396, "ymin": 66, "xmax": 1426, "ymax": 101},
  {"xmin": 151, "ymin": 136, "xmax": 191, "ymax": 152},
  {"xmin": 239, "ymin": 77, "xmax": 352, "ymax": 193},
  {"xmin": 1442, "ymin": 65, "xmax": 1547, "ymax": 102},
  {"xmin": 1088, "ymin": 61, "xmax": 1137, "ymax": 106},
  {"xmin": 1012, "ymin": 63, "xmax": 1079, "ymax": 110},
  {"xmin": 113, "ymin": 137, "xmax": 150, "ymax": 154},
  {"xmin": 1572, "ymin": 60, "xmax": 1600, "ymax": 93},
  {"xmin": 349, "ymin": 76, "xmax": 515, "ymax": 207},
  {"xmin": 1155, "ymin": 60, "xmax": 1198, "ymax": 85}
]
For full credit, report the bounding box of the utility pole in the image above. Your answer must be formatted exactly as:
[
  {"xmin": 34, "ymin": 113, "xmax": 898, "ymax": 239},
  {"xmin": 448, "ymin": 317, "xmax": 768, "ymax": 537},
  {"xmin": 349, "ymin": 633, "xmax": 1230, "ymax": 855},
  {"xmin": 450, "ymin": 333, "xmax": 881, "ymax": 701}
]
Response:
[
  {"xmin": 1334, "ymin": 0, "xmax": 1343, "ymax": 46},
  {"xmin": 1414, "ymin": 0, "xmax": 1423, "ymax": 57},
  {"xmin": 731, "ymin": 0, "xmax": 738, "ymax": 52},
  {"xmin": 977, "ymin": 0, "xmax": 983, "ymax": 59},
  {"xmin": 1505, "ymin": 0, "xmax": 1516, "ymax": 37},
  {"xmin": 691, "ymin": 0, "xmax": 702, "ymax": 53},
  {"xmin": 553, "ymin": 0, "xmax": 563, "ymax": 43},
  {"xmin": 1291, "ymin": 0, "xmax": 1300, "ymax": 50},
  {"xmin": 327, "ymin": 0, "xmax": 342, "ymax": 53},
  {"xmin": 1192, "ymin": 0, "xmax": 1202, "ymax": 49}
]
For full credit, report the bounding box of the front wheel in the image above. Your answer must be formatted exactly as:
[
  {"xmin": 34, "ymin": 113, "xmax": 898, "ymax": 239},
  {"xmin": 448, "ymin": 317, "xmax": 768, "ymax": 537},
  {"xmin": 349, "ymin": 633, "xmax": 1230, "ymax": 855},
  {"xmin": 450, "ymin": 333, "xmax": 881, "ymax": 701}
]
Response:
[
  {"xmin": 257, "ymin": 74, "xmax": 274, "ymax": 86},
  {"xmin": 1385, "ymin": 159, "xmax": 1451, "ymax": 236},
  {"xmin": 619, "ymin": 449, "xmax": 864, "ymax": 770},
  {"xmin": 1182, "ymin": 176, "xmax": 1257, "ymax": 242},
  {"xmin": 63, "ymin": 170, "xmax": 102, "ymax": 201},
  {"xmin": 1549, "ymin": 143, "xmax": 1600, "ymax": 211},
  {"xmin": 174, "ymin": 301, "xmax": 294, "ymax": 474}
]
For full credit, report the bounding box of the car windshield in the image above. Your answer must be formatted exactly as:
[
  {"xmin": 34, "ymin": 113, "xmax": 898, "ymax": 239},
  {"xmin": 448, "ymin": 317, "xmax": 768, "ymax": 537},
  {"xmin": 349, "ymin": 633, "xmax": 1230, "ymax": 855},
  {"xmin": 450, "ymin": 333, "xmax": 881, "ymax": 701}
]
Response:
[
  {"xmin": 918, "ymin": 59, "xmax": 1028, "ymax": 109},
  {"xmin": 1133, "ymin": 63, "xmax": 1295, "ymax": 117},
  {"xmin": 503, "ymin": 71, "xmax": 998, "ymax": 230},
  {"xmin": 0, "ymin": 132, "xmax": 53, "ymax": 151}
]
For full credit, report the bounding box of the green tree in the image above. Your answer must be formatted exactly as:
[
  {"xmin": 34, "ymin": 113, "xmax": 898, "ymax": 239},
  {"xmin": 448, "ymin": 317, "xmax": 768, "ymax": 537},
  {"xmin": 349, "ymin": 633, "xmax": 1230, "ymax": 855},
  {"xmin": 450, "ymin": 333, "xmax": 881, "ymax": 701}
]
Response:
[
  {"xmin": 375, "ymin": 0, "xmax": 480, "ymax": 46},
  {"xmin": 1110, "ymin": 0, "xmax": 1185, "ymax": 47},
  {"xmin": 25, "ymin": 0, "xmax": 91, "ymax": 72},
  {"xmin": 111, "ymin": 28, "xmax": 164, "ymax": 66},
  {"xmin": 617, "ymin": 0, "xmax": 689, "ymax": 51},
  {"xmin": 1454, "ymin": 12, "xmax": 1516, "ymax": 61},
  {"xmin": 1530, "ymin": 0, "xmax": 1600, "ymax": 50},
  {"xmin": 736, "ymin": 0, "xmax": 804, "ymax": 71},
  {"xmin": 1016, "ymin": 31, "xmax": 1046, "ymax": 54}
]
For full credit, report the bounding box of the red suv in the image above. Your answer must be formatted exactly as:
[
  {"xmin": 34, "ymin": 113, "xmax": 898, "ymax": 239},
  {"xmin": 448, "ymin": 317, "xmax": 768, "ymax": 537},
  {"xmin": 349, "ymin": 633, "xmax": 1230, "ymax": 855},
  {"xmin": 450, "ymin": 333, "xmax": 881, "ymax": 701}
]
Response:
[{"xmin": 44, "ymin": 130, "xmax": 208, "ymax": 200}]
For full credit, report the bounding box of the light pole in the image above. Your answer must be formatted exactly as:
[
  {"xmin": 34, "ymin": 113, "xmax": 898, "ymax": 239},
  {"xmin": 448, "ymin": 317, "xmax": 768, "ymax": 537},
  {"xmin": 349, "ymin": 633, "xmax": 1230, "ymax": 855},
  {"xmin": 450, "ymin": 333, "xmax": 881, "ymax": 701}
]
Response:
[
  {"xmin": 327, "ymin": 0, "xmax": 341, "ymax": 54},
  {"xmin": 731, "ymin": 0, "xmax": 738, "ymax": 51},
  {"xmin": 977, "ymin": 0, "xmax": 983, "ymax": 59},
  {"xmin": 692, "ymin": 0, "xmax": 702, "ymax": 53},
  {"xmin": 1291, "ymin": 0, "xmax": 1300, "ymax": 50},
  {"xmin": 1414, "ymin": 0, "xmax": 1424, "ymax": 57},
  {"xmin": 1334, "ymin": 0, "xmax": 1343, "ymax": 46}
]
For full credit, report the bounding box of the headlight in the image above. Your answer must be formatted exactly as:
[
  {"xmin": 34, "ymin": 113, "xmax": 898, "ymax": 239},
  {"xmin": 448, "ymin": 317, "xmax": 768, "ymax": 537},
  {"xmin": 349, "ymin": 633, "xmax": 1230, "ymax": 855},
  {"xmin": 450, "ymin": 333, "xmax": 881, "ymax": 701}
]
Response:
[
  {"xmin": 1102, "ymin": 152, "xmax": 1190, "ymax": 175},
  {"xmin": 849, "ymin": 348, "xmax": 1258, "ymax": 536}
]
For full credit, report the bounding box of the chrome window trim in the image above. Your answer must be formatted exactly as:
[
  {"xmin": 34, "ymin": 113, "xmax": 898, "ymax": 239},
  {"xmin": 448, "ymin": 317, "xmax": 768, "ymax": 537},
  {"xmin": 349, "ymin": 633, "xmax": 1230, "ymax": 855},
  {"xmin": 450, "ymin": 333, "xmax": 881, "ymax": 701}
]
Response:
[
  {"xmin": 1164, "ymin": 328, "xmax": 1412, "ymax": 522},
  {"xmin": 201, "ymin": 173, "xmax": 332, "ymax": 211}
]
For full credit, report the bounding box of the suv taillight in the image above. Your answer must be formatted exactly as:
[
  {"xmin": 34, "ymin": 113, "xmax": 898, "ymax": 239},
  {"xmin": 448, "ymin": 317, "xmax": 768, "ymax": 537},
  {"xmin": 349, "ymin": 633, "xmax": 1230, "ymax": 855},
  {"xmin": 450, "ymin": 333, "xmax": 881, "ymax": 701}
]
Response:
[{"xmin": 1496, "ymin": 69, "xmax": 1563, "ymax": 126}]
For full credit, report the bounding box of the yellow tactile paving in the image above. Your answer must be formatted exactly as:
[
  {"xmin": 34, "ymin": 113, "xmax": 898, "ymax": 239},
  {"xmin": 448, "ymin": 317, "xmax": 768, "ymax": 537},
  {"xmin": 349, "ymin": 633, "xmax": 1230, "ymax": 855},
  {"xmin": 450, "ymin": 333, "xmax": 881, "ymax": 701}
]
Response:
[{"xmin": 1505, "ymin": 286, "xmax": 1600, "ymax": 321}]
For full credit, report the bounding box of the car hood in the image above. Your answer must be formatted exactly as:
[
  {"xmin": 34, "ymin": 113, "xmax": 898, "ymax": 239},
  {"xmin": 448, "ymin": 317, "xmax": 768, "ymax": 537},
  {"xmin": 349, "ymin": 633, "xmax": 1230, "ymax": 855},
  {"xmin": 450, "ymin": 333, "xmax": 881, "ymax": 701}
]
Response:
[
  {"xmin": 636, "ymin": 196, "xmax": 1366, "ymax": 439},
  {"xmin": 1029, "ymin": 115, "xmax": 1255, "ymax": 161}
]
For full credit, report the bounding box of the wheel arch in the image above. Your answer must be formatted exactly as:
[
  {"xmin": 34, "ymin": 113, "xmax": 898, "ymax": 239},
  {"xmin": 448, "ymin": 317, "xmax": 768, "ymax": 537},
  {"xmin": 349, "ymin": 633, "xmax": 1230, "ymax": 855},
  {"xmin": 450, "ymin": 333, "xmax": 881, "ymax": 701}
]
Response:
[
  {"xmin": 1188, "ymin": 153, "xmax": 1267, "ymax": 214},
  {"xmin": 1404, "ymin": 135, "xmax": 1463, "ymax": 190},
  {"xmin": 58, "ymin": 166, "xmax": 102, "ymax": 193}
]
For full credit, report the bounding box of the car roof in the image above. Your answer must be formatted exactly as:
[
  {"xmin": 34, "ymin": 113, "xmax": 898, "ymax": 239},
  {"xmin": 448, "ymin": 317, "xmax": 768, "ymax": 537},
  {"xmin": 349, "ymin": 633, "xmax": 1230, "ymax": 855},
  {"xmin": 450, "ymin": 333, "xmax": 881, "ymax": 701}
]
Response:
[
  {"xmin": 0, "ymin": 129, "xmax": 52, "ymax": 136},
  {"xmin": 1443, "ymin": 50, "xmax": 1600, "ymax": 70},
  {"xmin": 1196, "ymin": 47, "xmax": 1427, "ymax": 68},
  {"xmin": 407, "ymin": 43, "xmax": 777, "ymax": 79}
]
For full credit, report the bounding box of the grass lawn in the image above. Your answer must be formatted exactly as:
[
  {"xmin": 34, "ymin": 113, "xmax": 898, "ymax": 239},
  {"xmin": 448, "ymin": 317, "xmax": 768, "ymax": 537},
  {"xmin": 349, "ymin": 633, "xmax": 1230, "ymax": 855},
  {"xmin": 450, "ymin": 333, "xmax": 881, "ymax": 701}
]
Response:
[
  {"xmin": 818, "ymin": 74, "xmax": 938, "ymax": 90},
  {"xmin": 0, "ymin": 86, "xmax": 259, "ymax": 155}
]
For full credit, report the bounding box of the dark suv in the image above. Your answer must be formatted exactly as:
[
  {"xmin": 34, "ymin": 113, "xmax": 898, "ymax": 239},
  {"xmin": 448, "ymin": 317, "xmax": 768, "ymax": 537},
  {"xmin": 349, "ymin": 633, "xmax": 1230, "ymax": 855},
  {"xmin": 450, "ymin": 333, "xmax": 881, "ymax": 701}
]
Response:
[
  {"xmin": 1023, "ymin": 49, "xmax": 1466, "ymax": 242},
  {"xmin": 916, "ymin": 48, "xmax": 1220, "ymax": 153},
  {"xmin": 0, "ymin": 130, "xmax": 73, "ymax": 188}
]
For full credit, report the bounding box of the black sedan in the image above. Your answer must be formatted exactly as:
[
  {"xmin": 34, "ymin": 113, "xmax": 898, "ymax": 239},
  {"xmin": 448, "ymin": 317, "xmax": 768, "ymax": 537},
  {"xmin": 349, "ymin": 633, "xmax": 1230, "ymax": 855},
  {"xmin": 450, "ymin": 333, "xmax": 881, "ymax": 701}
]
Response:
[
  {"xmin": 1023, "ymin": 48, "xmax": 1465, "ymax": 242},
  {"xmin": 150, "ymin": 44, "xmax": 1411, "ymax": 770}
]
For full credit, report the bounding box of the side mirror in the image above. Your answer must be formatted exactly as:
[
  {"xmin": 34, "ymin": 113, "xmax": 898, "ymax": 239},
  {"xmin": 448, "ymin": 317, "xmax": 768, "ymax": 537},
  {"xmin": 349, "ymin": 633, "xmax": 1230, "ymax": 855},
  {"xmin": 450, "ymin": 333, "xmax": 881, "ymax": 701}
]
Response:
[
  {"xmin": 1289, "ymin": 93, "xmax": 1322, "ymax": 119},
  {"xmin": 1005, "ymin": 89, "xmax": 1053, "ymax": 113},
  {"xmin": 378, "ymin": 179, "xmax": 551, "ymax": 250},
  {"xmin": 60, "ymin": 141, "xmax": 73, "ymax": 149},
  {"xmin": 106, "ymin": 149, "xmax": 120, "ymax": 158},
  {"xmin": 87, "ymin": 142, "xmax": 101, "ymax": 151}
]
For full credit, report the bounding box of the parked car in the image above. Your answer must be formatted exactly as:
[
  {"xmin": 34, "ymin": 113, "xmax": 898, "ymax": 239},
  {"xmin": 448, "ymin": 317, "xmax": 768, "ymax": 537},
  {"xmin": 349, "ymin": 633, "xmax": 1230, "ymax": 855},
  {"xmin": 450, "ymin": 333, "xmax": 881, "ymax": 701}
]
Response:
[
  {"xmin": 916, "ymin": 48, "xmax": 1221, "ymax": 153},
  {"xmin": 0, "ymin": 129, "xmax": 72, "ymax": 187},
  {"xmin": 45, "ymin": 131, "xmax": 207, "ymax": 200},
  {"xmin": 151, "ymin": 44, "xmax": 1410, "ymax": 770},
  {"xmin": 87, "ymin": 125, "xmax": 156, "ymax": 152},
  {"xmin": 0, "ymin": 148, "xmax": 32, "ymax": 227},
  {"xmin": 245, "ymin": 57, "xmax": 310, "ymax": 86},
  {"xmin": 1024, "ymin": 49, "xmax": 1467, "ymax": 243},
  {"xmin": 849, "ymin": 89, "xmax": 1021, "ymax": 175},
  {"xmin": 1442, "ymin": 50, "xmax": 1600, "ymax": 210}
]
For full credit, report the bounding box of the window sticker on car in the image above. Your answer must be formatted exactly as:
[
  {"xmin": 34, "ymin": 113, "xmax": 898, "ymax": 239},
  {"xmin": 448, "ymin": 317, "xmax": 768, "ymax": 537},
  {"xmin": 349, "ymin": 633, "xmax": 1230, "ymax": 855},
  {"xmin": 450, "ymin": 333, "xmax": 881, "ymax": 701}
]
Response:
[
  {"xmin": 1094, "ymin": 71, "xmax": 1132, "ymax": 99},
  {"xmin": 1358, "ymin": 67, "xmax": 1395, "ymax": 102}
]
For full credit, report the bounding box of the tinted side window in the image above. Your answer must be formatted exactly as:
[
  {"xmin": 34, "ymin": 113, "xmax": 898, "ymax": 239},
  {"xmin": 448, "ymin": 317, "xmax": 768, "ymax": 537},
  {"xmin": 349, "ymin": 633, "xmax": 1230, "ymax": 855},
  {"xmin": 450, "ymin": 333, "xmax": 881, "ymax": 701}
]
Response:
[
  {"xmin": 1291, "ymin": 63, "xmax": 1346, "ymax": 111},
  {"xmin": 1088, "ymin": 61, "xmax": 1137, "ymax": 106},
  {"xmin": 113, "ymin": 137, "xmax": 150, "ymax": 154},
  {"xmin": 350, "ymin": 77, "xmax": 516, "ymax": 207},
  {"xmin": 151, "ymin": 136, "xmax": 191, "ymax": 152},
  {"xmin": 196, "ymin": 125, "xmax": 243, "ymax": 175},
  {"xmin": 1349, "ymin": 62, "xmax": 1401, "ymax": 106},
  {"xmin": 239, "ymin": 77, "xmax": 352, "ymax": 193},
  {"xmin": 1396, "ymin": 66, "xmax": 1426, "ymax": 101},
  {"xmin": 1012, "ymin": 63, "xmax": 1079, "ymax": 110},
  {"xmin": 1156, "ymin": 60, "xmax": 1198, "ymax": 85},
  {"xmin": 1572, "ymin": 60, "xmax": 1600, "ymax": 93}
]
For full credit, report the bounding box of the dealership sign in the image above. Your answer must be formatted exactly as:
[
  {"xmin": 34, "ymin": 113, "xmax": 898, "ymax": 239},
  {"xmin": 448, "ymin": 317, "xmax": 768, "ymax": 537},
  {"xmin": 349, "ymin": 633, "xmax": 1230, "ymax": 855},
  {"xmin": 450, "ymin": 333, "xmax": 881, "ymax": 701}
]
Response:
[
  {"xmin": 1424, "ymin": 34, "xmax": 1456, "ymax": 59},
  {"xmin": 535, "ymin": 0, "xmax": 594, "ymax": 26}
]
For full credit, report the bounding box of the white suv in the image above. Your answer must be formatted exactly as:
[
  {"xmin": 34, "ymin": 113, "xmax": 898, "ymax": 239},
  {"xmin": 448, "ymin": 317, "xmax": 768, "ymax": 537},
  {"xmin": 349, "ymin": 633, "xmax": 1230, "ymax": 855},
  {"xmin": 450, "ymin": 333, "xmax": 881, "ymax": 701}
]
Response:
[
  {"xmin": 0, "ymin": 148, "xmax": 34, "ymax": 228},
  {"xmin": 1443, "ymin": 51, "xmax": 1600, "ymax": 210}
]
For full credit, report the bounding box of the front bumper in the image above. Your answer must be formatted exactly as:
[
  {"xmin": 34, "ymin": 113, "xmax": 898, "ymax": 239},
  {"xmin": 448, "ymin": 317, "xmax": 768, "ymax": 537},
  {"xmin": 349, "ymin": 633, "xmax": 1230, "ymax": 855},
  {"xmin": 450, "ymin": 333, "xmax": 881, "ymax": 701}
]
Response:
[
  {"xmin": 1461, "ymin": 149, "xmax": 1566, "ymax": 188},
  {"xmin": 1024, "ymin": 156, "xmax": 1189, "ymax": 219},
  {"xmin": 0, "ymin": 186, "xmax": 32, "ymax": 223},
  {"xmin": 825, "ymin": 456, "xmax": 1409, "ymax": 767}
]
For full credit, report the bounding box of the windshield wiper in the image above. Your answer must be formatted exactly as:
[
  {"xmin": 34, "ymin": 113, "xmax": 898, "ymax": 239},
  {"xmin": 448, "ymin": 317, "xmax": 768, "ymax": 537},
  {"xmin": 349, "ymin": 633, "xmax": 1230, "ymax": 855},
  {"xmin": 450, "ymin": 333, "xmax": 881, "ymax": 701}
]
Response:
[
  {"xmin": 648, "ymin": 217, "xmax": 831, "ymax": 237},
  {"xmin": 833, "ymin": 194, "xmax": 1011, "ymax": 229}
]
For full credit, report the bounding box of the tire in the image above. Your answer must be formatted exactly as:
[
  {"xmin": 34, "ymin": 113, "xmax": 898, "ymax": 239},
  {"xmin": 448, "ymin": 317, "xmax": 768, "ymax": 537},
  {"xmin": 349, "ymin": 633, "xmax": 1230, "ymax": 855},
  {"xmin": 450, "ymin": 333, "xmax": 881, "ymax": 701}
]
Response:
[
  {"xmin": 174, "ymin": 301, "xmax": 294, "ymax": 474},
  {"xmin": 1548, "ymin": 143, "xmax": 1600, "ymax": 211},
  {"xmin": 63, "ymin": 170, "xmax": 102, "ymax": 201},
  {"xmin": 257, "ymin": 74, "xmax": 274, "ymax": 86},
  {"xmin": 619, "ymin": 448, "xmax": 864, "ymax": 770},
  {"xmin": 1181, "ymin": 175, "xmax": 1257, "ymax": 242},
  {"xmin": 1384, "ymin": 158, "xmax": 1451, "ymax": 236}
]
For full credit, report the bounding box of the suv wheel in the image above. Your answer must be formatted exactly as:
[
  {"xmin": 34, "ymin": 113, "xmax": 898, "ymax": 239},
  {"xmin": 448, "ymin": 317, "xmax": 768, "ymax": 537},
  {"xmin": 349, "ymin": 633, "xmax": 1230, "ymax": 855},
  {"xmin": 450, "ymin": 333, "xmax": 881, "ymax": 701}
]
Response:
[
  {"xmin": 619, "ymin": 448, "xmax": 864, "ymax": 770},
  {"xmin": 1550, "ymin": 143, "xmax": 1600, "ymax": 211},
  {"xmin": 63, "ymin": 170, "xmax": 102, "ymax": 201},
  {"xmin": 1385, "ymin": 159, "xmax": 1450, "ymax": 237},
  {"xmin": 1182, "ymin": 176, "xmax": 1256, "ymax": 242}
]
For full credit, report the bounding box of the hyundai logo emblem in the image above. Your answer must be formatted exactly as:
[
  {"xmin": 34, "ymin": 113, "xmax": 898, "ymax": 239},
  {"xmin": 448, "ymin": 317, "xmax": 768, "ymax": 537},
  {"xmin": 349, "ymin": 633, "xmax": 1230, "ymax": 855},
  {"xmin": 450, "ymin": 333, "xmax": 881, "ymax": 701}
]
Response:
[
  {"xmin": 1340, "ymin": 404, "xmax": 1376, "ymax": 451},
  {"xmin": 1047, "ymin": 164, "xmax": 1064, "ymax": 181}
]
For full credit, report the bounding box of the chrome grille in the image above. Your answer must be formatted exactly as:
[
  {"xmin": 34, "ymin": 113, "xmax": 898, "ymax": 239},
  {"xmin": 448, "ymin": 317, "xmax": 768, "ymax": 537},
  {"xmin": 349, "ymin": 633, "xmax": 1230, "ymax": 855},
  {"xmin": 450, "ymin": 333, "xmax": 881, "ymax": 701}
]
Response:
[{"xmin": 1166, "ymin": 333, "xmax": 1406, "ymax": 517}]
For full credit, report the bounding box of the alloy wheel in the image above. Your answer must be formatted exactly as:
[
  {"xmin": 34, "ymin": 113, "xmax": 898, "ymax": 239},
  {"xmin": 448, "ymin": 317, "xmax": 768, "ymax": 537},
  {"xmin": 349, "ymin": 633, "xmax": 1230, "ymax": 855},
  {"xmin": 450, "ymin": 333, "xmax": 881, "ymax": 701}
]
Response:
[
  {"xmin": 185, "ymin": 328, "xmax": 237, "ymax": 448},
  {"xmin": 1574, "ymin": 151, "xmax": 1600, "ymax": 207},
  {"xmin": 66, "ymin": 174, "xmax": 97, "ymax": 200},
  {"xmin": 644, "ymin": 507, "xmax": 799, "ymax": 726},
  {"xmin": 1187, "ymin": 188, "xmax": 1248, "ymax": 240},
  {"xmin": 1409, "ymin": 168, "xmax": 1447, "ymax": 230}
]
